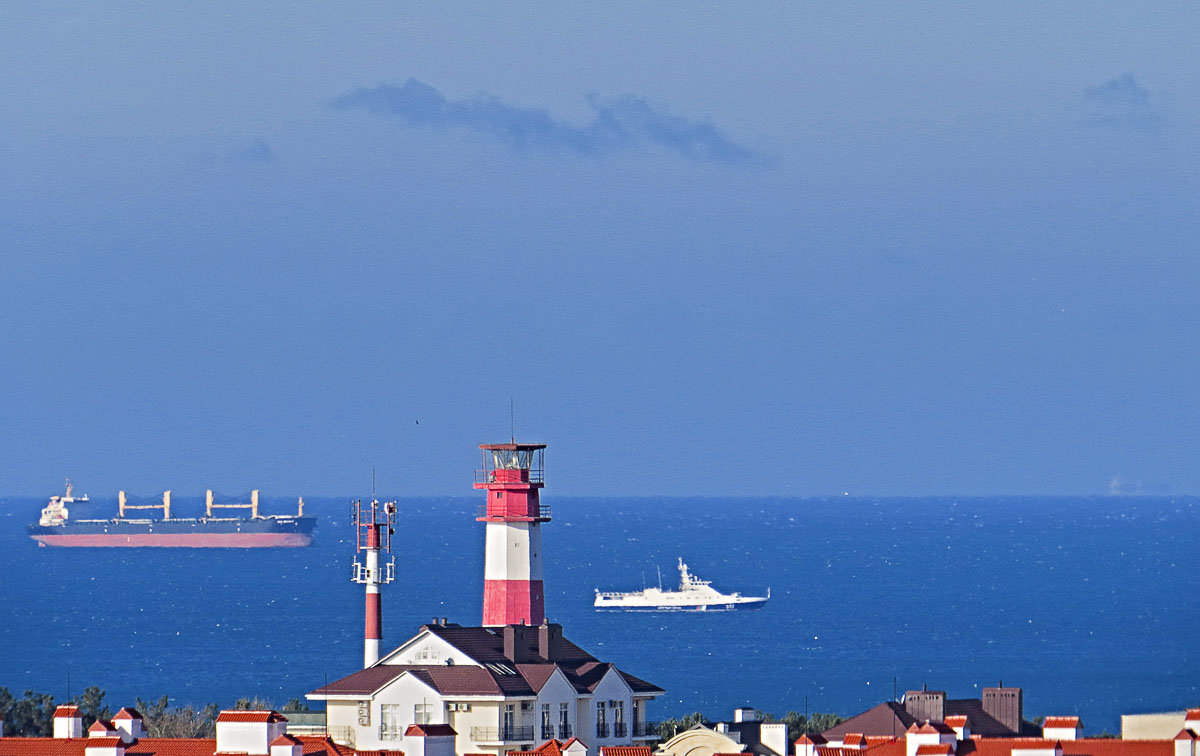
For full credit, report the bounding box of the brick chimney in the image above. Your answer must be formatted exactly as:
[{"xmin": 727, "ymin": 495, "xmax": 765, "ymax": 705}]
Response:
[
  {"xmin": 112, "ymin": 709, "xmax": 146, "ymax": 743},
  {"xmin": 982, "ymin": 687, "xmax": 1023, "ymax": 734},
  {"xmin": 537, "ymin": 623, "xmax": 564, "ymax": 661},
  {"xmin": 905, "ymin": 689, "xmax": 946, "ymax": 724},
  {"xmin": 215, "ymin": 711, "xmax": 289, "ymax": 755},
  {"xmin": 503, "ymin": 624, "xmax": 535, "ymax": 663},
  {"xmin": 54, "ymin": 706, "xmax": 84, "ymax": 739}
]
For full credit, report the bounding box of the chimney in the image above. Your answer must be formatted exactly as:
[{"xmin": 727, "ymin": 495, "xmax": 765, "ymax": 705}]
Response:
[
  {"xmin": 112, "ymin": 708, "xmax": 146, "ymax": 743},
  {"xmin": 905, "ymin": 691, "xmax": 946, "ymax": 724},
  {"xmin": 54, "ymin": 706, "xmax": 84, "ymax": 739},
  {"xmin": 982, "ymin": 687, "xmax": 1023, "ymax": 735},
  {"xmin": 906, "ymin": 722, "xmax": 957, "ymax": 756},
  {"xmin": 215, "ymin": 711, "xmax": 289, "ymax": 755},
  {"xmin": 502, "ymin": 625, "xmax": 534, "ymax": 663},
  {"xmin": 944, "ymin": 717, "xmax": 970, "ymax": 741},
  {"xmin": 1187, "ymin": 710, "xmax": 1200, "ymax": 735},
  {"xmin": 270, "ymin": 734, "xmax": 303, "ymax": 756},
  {"xmin": 761, "ymin": 723, "xmax": 788, "ymax": 756},
  {"xmin": 1042, "ymin": 718, "xmax": 1081, "ymax": 741},
  {"xmin": 795, "ymin": 733, "xmax": 827, "ymax": 756},
  {"xmin": 538, "ymin": 623, "xmax": 563, "ymax": 661},
  {"xmin": 734, "ymin": 707, "xmax": 756, "ymax": 723},
  {"xmin": 89, "ymin": 721, "xmax": 120, "ymax": 739},
  {"xmin": 1010, "ymin": 740, "xmax": 1062, "ymax": 756},
  {"xmin": 84, "ymin": 737, "xmax": 126, "ymax": 756},
  {"xmin": 1175, "ymin": 730, "xmax": 1197, "ymax": 756},
  {"xmin": 403, "ymin": 724, "xmax": 457, "ymax": 756}
]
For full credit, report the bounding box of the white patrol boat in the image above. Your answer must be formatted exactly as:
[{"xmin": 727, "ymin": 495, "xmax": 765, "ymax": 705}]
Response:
[{"xmin": 594, "ymin": 558, "xmax": 769, "ymax": 612}]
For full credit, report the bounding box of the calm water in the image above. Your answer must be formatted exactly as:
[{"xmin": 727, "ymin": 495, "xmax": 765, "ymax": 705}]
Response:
[{"xmin": 1, "ymin": 495, "xmax": 1197, "ymax": 733}]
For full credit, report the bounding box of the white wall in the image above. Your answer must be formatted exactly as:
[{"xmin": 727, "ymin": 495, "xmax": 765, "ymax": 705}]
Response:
[
  {"xmin": 380, "ymin": 632, "xmax": 479, "ymax": 666},
  {"xmin": 588, "ymin": 668, "xmax": 636, "ymax": 754}
]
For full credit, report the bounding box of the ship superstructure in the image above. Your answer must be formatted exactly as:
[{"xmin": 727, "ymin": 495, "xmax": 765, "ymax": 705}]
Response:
[
  {"xmin": 594, "ymin": 558, "xmax": 769, "ymax": 612},
  {"xmin": 27, "ymin": 488, "xmax": 316, "ymax": 548}
]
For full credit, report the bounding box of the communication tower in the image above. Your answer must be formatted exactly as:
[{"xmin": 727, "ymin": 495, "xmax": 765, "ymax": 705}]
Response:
[
  {"xmin": 474, "ymin": 441, "xmax": 548, "ymax": 626},
  {"xmin": 351, "ymin": 497, "xmax": 396, "ymax": 667}
]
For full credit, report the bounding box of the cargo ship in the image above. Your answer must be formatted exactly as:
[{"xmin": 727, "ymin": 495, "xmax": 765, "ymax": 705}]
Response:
[
  {"xmin": 27, "ymin": 486, "xmax": 316, "ymax": 548},
  {"xmin": 594, "ymin": 558, "xmax": 769, "ymax": 612}
]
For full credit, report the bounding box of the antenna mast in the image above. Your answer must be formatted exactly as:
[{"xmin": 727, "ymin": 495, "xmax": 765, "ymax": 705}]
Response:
[{"xmin": 351, "ymin": 494, "xmax": 397, "ymax": 667}]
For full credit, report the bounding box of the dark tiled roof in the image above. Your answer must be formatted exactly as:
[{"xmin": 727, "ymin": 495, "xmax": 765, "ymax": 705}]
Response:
[
  {"xmin": 422, "ymin": 624, "xmax": 598, "ymax": 665},
  {"xmin": 824, "ymin": 703, "xmax": 916, "ymax": 740},
  {"xmin": 309, "ymin": 667, "xmax": 410, "ymax": 696}
]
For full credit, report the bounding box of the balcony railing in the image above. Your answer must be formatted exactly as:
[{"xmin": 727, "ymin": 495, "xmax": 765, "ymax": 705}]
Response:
[
  {"xmin": 596, "ymin": 723, "xmax": 610, "ymax": 738},
  {"xmin": 558, "ymin": 724, "xmax": 573, "ymax": 739},
  {"xmin": 470, "ymin": 726, "xmax": 535, "ymax": 743},
  {"xmin": 613, "ymin": 722, "xmax": 628, "ymax": 738},
  {"xmin": 328, "ymin": 727, "xmax": 356, "ymax": 747},
  {"xmin": 475, "ymin": 504, "xmax": 552, "ymax": 520},
  {"xmin": 380, "ymin": 724, "xmax": 404, "ymax": 741},
  {"xmin": 633, "ymin": 721, "xmax": 659, "ymax": 738},
  {"xmin": 542, "ymin": 725, "xmax": 556, "ymax": 740}
]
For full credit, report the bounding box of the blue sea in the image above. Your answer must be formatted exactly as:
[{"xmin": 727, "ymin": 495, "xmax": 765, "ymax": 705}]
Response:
[{"xmin": 1, "ymin": 495, "xmax": 1198, "ymax": 734}]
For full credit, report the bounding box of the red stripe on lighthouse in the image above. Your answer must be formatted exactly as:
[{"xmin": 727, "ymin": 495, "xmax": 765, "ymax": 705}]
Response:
[
  {"xmin": 365, "ymin": 591, "xmax": 382, "ymax": 639},
  {"xmin": 483, "ymin": 579, "xmax": 544, "ymax": 626}
]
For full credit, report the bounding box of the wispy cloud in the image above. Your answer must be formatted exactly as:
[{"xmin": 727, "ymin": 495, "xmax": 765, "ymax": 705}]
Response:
[
  {"xmin": 329, "ymin": 78, "xmax": 758, "ymax": 163},
  {"xmin": 1081, "ymin": 73, "xmax": 1165, "ymax": 132}
]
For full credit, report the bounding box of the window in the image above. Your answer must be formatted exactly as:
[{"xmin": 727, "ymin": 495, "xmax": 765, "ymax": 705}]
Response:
[
  {"xmin": 414, "ymin": 704, "xmax": 432, "ymax": 725},
  {"xmin": 596, "ymin": 702, "xmax": 608, "ymax": 738},
  {"xmin": 380, "ymin": 704, "xmax": 402, "ymax": 740},
  {"xmin": 541, "ymin": 703, "xmax": 553, "ymax": 739}
]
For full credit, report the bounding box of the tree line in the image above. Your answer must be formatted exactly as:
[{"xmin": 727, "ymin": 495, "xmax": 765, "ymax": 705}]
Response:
[{"xmin": 0, "ymin": 686, "xmax": 310, "ymax": 738}]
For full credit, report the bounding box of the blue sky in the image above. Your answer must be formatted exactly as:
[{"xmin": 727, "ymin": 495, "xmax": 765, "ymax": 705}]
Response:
[{"xmin": 2, "ymin": 3, "xmax": 1198, "ymax": 497}]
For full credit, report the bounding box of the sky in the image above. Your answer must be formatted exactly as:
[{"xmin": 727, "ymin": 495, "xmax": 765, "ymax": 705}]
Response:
[{"xmin": 2, "ymin": 3, "xmax": 1199, "ymax": 498}]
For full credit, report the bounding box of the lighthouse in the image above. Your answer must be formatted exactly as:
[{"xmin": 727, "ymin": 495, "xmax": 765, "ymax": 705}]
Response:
[{"xmin": 475, "ymin": 442, "xmax": 549, "ymax": 626}]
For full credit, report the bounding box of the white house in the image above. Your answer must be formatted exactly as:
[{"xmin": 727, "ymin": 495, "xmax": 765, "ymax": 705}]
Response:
[{"xmin": 306, "ymin": 621, "xmax": 663, "ymax": 756}]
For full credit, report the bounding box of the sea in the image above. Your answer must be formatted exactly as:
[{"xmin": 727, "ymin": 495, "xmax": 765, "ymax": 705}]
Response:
[{"xmin": 1, "ymin": 495, "xmax": 1198, "ymax": 734}]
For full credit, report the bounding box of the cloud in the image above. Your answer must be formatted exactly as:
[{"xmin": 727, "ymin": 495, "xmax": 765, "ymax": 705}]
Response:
[
  {"xmin": 329, "ymin": 78, "xmax": 757, "ymax": 163},
  {"xmin": 1081, "ymin": 73, "xmax": 1165, "ymax": 132},
  {"xmin": 229, "ymin": 138, "xmax": 274, "ymax": 165}
]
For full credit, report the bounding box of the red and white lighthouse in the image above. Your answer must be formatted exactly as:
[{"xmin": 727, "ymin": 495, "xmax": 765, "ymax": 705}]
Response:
[
  {"xmin": 352, "ymin": 497, "xmax": 396, "ymax": 667},
  {"xmin": 474, "ymin": 442, "xmax": 549, "ymax": 626}
]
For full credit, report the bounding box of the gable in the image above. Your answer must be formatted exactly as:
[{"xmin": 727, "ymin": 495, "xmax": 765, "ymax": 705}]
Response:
[
  {"xmin": 589, "ymin": 666, "xmax": 634, "ymax": 701},
  {"xmin": 377, "ymin": 629, "xmax": 477, "ymax": 666}
]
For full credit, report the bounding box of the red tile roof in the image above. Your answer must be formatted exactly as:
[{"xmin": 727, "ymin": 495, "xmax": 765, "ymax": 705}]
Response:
[
  {"xmin": 215, "ymin": 712, "xmax": 288, "ymax": 724},
  {"xmin": 917, "ymin": 723, "xmax": 956, "ymax": 735},
  {"xmin": 1043, "ymin": 719, "xmax": 1080, "ymax": 729},
  {"xmin": 945, "ymin": 718, "xmax": 969, "ymax": 728},
  {"xmin": 821, "ymin": 737, "xmax": 1174, "ymax": 756},
  {"xmin": 271, "ymin": 736, "xmax": 302, "ymax": 746},
  {"xmin": 1173, "ymin": 732, "xmax": 1195, "ymax": 742},
  {"xmin": 561, "ymin": 738, "xmax": 587, "ymax": 751},
  {"xmin": 598, "ymin": 748, "xmax": 653, "ymax": 756},
  {"xmin": 403, "ymin": 725, "xmax": 456, "ymax": 737},
  {"xmin": 85, "ymin": 739, "xmax": 125, "ymax": 748},
  {"xmin": 797, "ymin": 735, "xmax": 829, "ymax": 745},
  {"xmin": 1186, "ymin": 710, "xmax": 1200, "ymax": 721},
  {"xmin": 844, "ymin": 735, "xmax": 867, "ymax": 746},
  {"xmin": 114, "ymin": 710, "xmax": 144, "ymax": 721},
  {"xmin": 90, "ymin": 722, "xmax": 118, "ymax": 733},
  {"xmin": 55, "ymin": 706, "xmax": 81, "ymax": 717},
  {"xmin": 915, "ymin": 746, "xmax": 953, "ymax": 756}
]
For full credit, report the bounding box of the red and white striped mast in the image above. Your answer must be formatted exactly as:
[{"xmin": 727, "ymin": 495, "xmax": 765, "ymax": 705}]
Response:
[
  {"xmin": 474, "ymin": 441, "xmax": 549, "ymax": 626},
  {"xmin": 351, "ymin": 496, "xmax": 396, "ymax": 667}
]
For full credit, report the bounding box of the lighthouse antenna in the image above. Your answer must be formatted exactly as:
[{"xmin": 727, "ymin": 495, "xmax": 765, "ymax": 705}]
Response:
[{"xmin": 510, "ymin": 398, "xmax": 515, "ymax": 443}]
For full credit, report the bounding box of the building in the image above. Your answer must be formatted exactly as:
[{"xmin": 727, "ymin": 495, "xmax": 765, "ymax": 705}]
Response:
[
  {"xmin": 822, "ymin": 687, "xmax": 1037, "ymax": 743},
  {"xmin": 0, "ymin": 706, "xmax": 447, "ymax": 756},
  {"xmin": 654, "ymin": 708, "xmax": 788, "ymax": 756},
  {"xmin": 1122, "ymin": 710, "xmax": 1200, "ymax": 741},
  {"xmin": 306, "ymin": 621, "xmax": 663, "ymax": 756}
]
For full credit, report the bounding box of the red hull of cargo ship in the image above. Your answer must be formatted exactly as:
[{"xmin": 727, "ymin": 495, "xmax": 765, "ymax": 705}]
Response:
[{"xmin": 30, "ymin": 532, "xmax": 313, "ymax": 548}]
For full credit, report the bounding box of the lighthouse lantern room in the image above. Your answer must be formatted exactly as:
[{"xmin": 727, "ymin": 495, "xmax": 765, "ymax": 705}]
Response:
[{"xmin": 475, "ymin": 441, "xmax": 549, "ymax": 627}]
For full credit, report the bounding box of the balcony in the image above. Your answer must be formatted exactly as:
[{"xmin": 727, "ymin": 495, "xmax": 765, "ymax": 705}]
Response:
[
  {"xmin": 558, "ymin": 724, "xmax": 573, "ymax": 739},
  {"xmin": 614, "ymin": 722, "xmax": 628, "ymax": 738},
  {"xmin": 379, "ymin": 724, "xmax": 404, "ymax": 741},
  {"xmin": 542, "ymin": 725, "xmax": 556, "ymax": 740},
  {"xmin": 475, "ymin": 503, "xmax": 552, "ymax": 521},
  {"xmin": 470, "ymin": 726, "xmax": 535, "ymax": 744},
  {"xmin": 633, "ymin": 721, "xmax": 660, "ymax": 738},
  {"xmin": 328, "ymin": 727, "xmax": 355, "ymax": 747},
  {"xmin": 596, "ymin": 723, "xmax": 610, "ymax": 738}
]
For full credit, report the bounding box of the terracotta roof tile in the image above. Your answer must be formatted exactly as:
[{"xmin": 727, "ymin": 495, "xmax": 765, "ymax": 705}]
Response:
[
  {"xmin": 945, "ymin": 718, "xmax": 969, "ymax": 728},
  {"xmin": 114, "ymin": 710, "xmax": 144, "ymax": 721},
  {"xmin": 1043, "ymin": 719, "xmax": 1080, "ymax": 729},
  {"xmin": 915, "ymin": 746, "xmax": 953, "ymax": 756},
  {"xmin": 796, "ymin": 734, "xmax": 829, "ymax": 745},
  {"xmin": 271, "ymin": 736, "xmax": 302, "ymax": 746},
  {"xmin": 85, "ymin": 739, "xmax": 125, "ymax": 748},
  {"xmin": 55, "ymin": 707, "xmax": 81, "ymax": 717},
  {"xmin": 216, "ymin": 712, "xmax": 288, "ymax": 724},
  {"xmin": 598, "ymin": 748, "xmax": 653, "ymax": 756}
]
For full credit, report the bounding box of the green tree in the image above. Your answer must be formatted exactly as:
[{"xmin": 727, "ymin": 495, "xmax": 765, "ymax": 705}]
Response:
[
  {"xmin": 281, "ymin": 699, "xmax": 310, "ymax": 713},
  {"xmin": 759, "ymin": 710, "xmax": 847, "ymax": 740},
  {"xmin": 656, "ymin": 712, "xmax": 705, "ymax": 741},
  {"xmin": 233, "ymin": 697, "xmax": 277, "ymax": 711},
  {"xmin": 6, "ymin": 690, "xmax": 57, "ymax": 736},
  {"xmin": 74, "ymin": 686, "xmax": 112, "ymax": 729}
]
